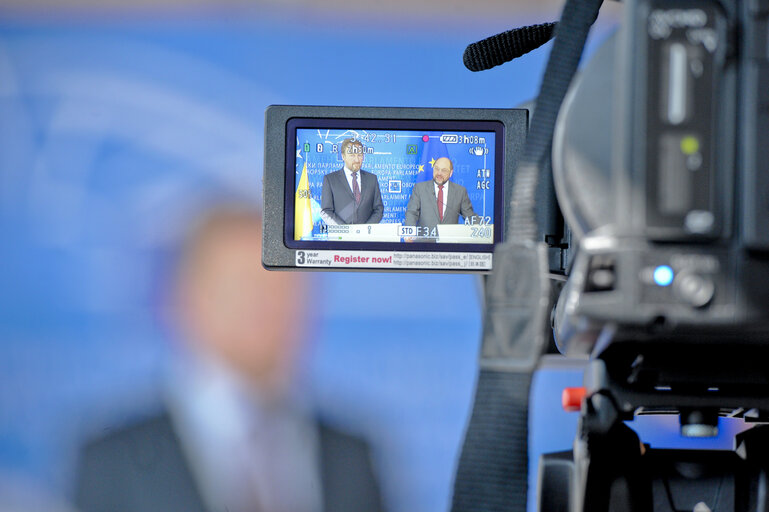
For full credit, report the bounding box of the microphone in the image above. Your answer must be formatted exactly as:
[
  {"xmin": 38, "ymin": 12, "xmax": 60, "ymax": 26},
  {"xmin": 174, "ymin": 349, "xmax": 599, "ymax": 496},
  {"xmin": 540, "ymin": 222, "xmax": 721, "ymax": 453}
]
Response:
[{"xmin": 463, "ymin": 22, "xmax": 557, "ymax": 72}]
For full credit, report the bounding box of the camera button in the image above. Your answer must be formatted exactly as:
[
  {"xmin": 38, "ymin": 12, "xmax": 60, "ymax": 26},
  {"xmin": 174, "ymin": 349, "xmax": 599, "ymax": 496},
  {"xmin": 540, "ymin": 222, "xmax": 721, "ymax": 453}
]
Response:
[
  {"xmin": 674, "ymin": 272, "xmax": 715, "ymax": 308},
  {"xmin": 585, "ymin": 256, "xmax": 616, "ymax": 292}
]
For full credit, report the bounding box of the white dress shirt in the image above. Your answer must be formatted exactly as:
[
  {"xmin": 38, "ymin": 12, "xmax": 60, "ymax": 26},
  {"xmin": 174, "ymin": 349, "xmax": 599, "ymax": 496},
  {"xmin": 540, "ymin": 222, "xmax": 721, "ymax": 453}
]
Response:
[{"xmin": 166, "ymin": 354, "xmax": 322, "ymax": 512}]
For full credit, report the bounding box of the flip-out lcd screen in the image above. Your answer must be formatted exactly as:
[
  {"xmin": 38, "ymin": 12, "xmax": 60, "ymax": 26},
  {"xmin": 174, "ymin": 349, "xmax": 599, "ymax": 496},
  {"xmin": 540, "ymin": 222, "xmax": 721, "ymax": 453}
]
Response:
[
  {"xmin": 286, "ymin": 118, "xmax": 504, "ymax": 251},
  {"xmin": 263, "ymin": 106, "xmax": 527, "ymax": 271}
]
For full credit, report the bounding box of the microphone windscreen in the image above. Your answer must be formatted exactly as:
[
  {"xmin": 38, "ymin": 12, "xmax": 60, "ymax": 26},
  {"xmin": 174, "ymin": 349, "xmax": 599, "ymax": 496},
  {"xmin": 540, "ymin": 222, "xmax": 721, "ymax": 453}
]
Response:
[{"xmin": 463, "ymin": 22, "xmax": 557, "ymax": 72}]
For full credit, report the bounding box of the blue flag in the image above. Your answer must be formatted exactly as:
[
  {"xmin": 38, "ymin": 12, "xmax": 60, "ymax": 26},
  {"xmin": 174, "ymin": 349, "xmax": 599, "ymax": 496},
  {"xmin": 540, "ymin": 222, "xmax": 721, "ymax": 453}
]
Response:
[{"xmin": 416, "ymin": 134, "xmax": 451, "ymax": 184}]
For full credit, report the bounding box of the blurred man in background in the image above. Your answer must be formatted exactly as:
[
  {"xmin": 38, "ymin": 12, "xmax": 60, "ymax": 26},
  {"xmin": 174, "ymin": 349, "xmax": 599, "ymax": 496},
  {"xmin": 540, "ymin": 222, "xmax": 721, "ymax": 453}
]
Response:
[{"xmin": 74, "ymin": 205, "xmax": 383, "ymax": 512}]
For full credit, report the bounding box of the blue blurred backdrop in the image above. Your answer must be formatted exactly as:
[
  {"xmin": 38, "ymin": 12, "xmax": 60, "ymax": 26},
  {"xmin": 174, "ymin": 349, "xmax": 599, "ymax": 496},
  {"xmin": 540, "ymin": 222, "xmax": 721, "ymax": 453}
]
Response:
[
  {"xmin": 0, "ymin": 3, "xmax": 743, "ymax": 512},
  {"xmin": 0, "ymin": 8, "xmax": 550, "ymax": 510}
]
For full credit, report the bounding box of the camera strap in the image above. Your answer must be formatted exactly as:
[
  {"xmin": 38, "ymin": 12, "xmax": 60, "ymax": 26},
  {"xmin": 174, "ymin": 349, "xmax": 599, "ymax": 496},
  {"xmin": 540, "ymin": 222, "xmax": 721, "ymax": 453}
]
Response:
[{"xmin": 451, "ymin": 1, "xmax": 603, "ymax": 511}]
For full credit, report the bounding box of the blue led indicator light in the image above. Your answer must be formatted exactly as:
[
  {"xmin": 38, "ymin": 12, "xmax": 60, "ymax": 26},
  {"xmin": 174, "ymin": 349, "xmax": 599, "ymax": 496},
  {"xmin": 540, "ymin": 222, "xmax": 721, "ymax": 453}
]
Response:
[{"xmin": 653, "ymin": 265, "xmax": 674, "ymax": 286}]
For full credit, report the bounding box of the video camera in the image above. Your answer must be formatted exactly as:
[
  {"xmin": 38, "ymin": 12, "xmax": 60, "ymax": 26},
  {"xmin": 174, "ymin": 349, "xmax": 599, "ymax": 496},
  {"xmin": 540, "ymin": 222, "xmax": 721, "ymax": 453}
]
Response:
[{"xmin": 262, "ymin": 0, "xmax": 769, "ymax": 510}]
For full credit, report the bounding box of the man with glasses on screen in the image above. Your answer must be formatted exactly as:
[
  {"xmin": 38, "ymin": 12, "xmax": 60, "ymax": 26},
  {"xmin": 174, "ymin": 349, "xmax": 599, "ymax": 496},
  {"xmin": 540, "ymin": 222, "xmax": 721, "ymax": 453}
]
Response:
[
  {"xmin": 404, "ymin": 156, "xmax": 478, "ymax": 239},
  {"xmin": 320, "ymin": 138, "xmax": 383, "ymax": 225}
]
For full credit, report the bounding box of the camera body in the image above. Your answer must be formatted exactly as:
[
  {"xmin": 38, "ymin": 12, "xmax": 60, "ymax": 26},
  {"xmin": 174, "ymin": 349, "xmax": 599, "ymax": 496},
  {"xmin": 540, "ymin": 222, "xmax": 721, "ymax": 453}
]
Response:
[
  {"xmin": 538, "ymin": 1, "xmax": 769, "ymax": 510},
  {"xmin": 554, "ymin": 0, "xmax": 769, "ymax": 412}
]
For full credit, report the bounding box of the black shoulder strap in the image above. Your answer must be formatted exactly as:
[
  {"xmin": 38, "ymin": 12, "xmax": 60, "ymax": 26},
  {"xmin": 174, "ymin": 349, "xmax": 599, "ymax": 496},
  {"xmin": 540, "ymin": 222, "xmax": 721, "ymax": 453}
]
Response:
[{"xmin": 451, "ymin": 1, "xmax": 604, "ymax": 511}]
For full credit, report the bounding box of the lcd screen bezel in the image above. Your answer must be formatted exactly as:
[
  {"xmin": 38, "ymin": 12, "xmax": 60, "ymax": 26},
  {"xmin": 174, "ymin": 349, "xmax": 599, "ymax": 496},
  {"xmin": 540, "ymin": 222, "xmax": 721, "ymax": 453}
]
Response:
[
  {"xmin": 262, "ymin": 106, "xmax": 528, "ymax": 272},
  {"xmin": 283, "ymin": 117, "xmax": 506, "ymax": 252}
]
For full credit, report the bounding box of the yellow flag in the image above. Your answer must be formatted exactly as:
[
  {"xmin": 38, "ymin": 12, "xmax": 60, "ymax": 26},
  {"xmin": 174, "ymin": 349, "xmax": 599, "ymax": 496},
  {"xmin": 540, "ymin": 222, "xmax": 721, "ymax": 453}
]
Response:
[{"xmin": 294, "ymin": 161, "xmax": 314, "ymax": 240}]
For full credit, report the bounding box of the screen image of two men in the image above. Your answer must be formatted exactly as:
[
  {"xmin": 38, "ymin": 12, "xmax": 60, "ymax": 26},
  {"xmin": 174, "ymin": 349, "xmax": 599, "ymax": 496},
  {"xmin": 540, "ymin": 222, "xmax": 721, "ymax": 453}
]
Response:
[{"xmin": 320, "ymin": 138, "xmax": 479, "ymax": 231}]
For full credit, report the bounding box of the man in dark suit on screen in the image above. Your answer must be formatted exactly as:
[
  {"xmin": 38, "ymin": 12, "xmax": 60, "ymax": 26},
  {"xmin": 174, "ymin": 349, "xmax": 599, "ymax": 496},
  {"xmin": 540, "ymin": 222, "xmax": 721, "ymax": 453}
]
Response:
[
  {"xmin": 405, "ymin": 157, "xmax": 478, "ymax": 237},
  {"xmin": 321, "ymin": 138, "xmax": 383, "ymax": 225},
  {"xmin": 75, "ymin": 207, "xmax": 383, "ymax": 512}
]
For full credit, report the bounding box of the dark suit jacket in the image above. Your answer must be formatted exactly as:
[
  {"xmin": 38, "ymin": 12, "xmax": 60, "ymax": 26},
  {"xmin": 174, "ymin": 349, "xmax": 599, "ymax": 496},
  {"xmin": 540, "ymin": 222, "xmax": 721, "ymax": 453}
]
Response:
[
  {"xmin": 321, "ymin": 169, "xmax": 383, "ymax": 224},
  {"xmin": 405, "ymin": 180, "xmax": 478, "ymax": 230},
  {"xmin": 75, "ymin": 409, "xmax": 383, "ymax": 512}
]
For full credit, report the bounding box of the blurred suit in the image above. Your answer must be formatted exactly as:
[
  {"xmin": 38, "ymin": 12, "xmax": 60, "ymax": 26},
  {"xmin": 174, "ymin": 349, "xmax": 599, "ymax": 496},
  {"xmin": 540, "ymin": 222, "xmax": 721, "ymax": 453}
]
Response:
[
  {"xmin": 74, "ymin": 207, "xmax": 384, "ymax": 512},
  {"xmin": 75, "ymin": 363, "xmax": 383, "ymax": 512}
]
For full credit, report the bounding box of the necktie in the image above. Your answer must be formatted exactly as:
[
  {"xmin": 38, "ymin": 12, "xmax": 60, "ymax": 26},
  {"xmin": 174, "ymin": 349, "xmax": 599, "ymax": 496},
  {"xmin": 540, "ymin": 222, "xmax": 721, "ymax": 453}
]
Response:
[
  {"xmin": 437, "ymin": 184, "xmax": 444, "ymax": 221},
  {"xmin": 352, "ymin": 172, "xmax": 361, "ymax": 205}
]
